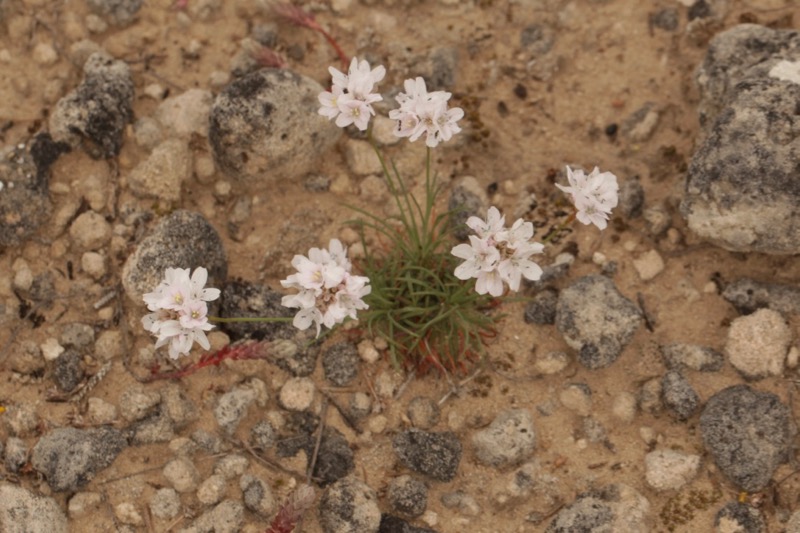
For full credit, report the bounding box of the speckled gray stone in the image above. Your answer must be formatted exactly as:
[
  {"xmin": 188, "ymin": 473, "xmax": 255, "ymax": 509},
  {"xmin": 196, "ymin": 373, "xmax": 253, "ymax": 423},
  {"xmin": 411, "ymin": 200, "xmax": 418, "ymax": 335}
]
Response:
[
  {"xmin": 683, "ymin": 25, "xmax": 800, "ymax": 254},
  {"xmin": 319, "ymin": 477, "xmax": 381, "ymax": 533},
  {"xmin": 209, "ymin": 68, "xmax": 340, "ymax": 183},
  {"xmin": 32, "ymin": 427, "xmax": 127, "ymax": 492},
  {"xmin": 392, "ymin": 430, "xmax": 462, "ymax": 482},
  {"xmin": 555, "ymin": 275, "xmax": 643, "ymax": 369},
  {"xmin": 121, "ymin": 210, "xmax": 227, "ymax": 304},
  {"xmin": 49, "ymin": 53, "xmax": 134, "ymax": 158},
  {"xmin": 700, "ymin": 385, "xmax": 795, "ymax": 492}
]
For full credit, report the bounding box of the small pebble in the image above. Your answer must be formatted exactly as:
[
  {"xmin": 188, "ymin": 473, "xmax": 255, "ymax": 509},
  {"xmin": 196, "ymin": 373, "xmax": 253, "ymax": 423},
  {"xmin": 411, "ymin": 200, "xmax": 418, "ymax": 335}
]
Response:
[{"xmin": 278, "ymin": 377, "xmax": 316, "ymax": 412}]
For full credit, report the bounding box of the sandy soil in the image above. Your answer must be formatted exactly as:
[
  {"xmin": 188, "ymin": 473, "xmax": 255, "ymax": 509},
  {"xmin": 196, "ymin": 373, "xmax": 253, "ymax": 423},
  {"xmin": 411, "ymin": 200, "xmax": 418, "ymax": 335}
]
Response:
[{"xmin": 1, "ymin": 0, "xmax": 799, "ymax": 532}]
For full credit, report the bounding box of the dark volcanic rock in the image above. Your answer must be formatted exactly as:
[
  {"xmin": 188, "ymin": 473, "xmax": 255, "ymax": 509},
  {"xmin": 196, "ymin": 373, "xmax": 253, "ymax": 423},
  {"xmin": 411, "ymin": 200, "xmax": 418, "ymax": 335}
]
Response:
[
  {"xmin": 700, "ymin": 385, "xmax": 795, "ymax": 492},
  {"xmin": 392, "ymin": 430, "xmax": 462, "ymax": 482}
]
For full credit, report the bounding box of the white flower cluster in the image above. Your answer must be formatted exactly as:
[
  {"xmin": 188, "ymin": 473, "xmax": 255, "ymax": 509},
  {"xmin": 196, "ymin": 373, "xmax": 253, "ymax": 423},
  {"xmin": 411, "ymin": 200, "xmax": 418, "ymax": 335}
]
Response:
[
  {"xmin": 318, "ymin": 57, "xmax": 386, "ymax": 131},
  {"xmin": 557, "ymin": 166, "xmax": 619, "ymax": 230},
  {"xmin": 388, "ymin": 77, "xmax": 464, "ymax": 148},
  {"xmin": 141, "ymin": 267, "xmax": 221, "ymax": 359},
  {"xmin": 280, "ymin": 239, "xmax": 371, "ymax": 337},
  {"xmin": 318, "ymin": 58, "xmax": 464, "ymax": 148},
  {"xmin": 451, "ymin": 207, "xmax": 544, "ymax": 297}
]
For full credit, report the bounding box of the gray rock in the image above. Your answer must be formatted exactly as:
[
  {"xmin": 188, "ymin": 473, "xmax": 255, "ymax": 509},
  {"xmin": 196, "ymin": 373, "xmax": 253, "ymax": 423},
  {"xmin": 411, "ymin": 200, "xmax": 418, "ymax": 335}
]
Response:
[
  {"xmin": 406, "ymin": 397, "xmax": 440, "ymax": 430},
  {"xmin": 131, "ymin": 408, "xmax": 176, "ymax": 444},
  {"xmin": 387, "ymin": 475, "xmax": 427, "ymax": 518},
  {"xmin": 638, "ymin": 377, "xmax": 663, "ymax": 415},
  {"xmin": 0, "ymin": 137, "xmax": 58, "ymax": 248},
  {"xmin": 86, "ymin": 0, "xmax": 143, "ymax": 25},
  {"xmin": 192, "ymin": 429, "xmax": 226, "ymax": 454},
  {"xmin": 120, "ymin": 385, "xmax": 162, "ymax": 422},
  {"xmin": 311, "ymin": 428, "xmax": 355, "ymax": 486},
  {"xmin": 714, "ymin": 501, "xmax": 765, "ymax": 533},
  {"xmin": 209, "ymin": 68, "xmax": 340, "ymax": 183},
  {"xmin": 249, "ymin": 420, "xmax": 276, "ymax": 450},
  {"xmin": 214, "ymin": 384, "xmax": 257, "ymax": 435},
  {"xmin": 661, "ymin": 370, "xmax": 700, "ymax": 420},
  {"xmin": 683, "ymin": 25, "xmax": 800, "ymax": 254},
  {"xmin": 52, "ymin": 349, "xmax": 84, "ymax": 392},
  {"xmin": 379, "ymin": 514, "xmax": 438, "ymax": 533},
  {"xmin": 4, "ymin": 437, "xmax": 28, "ymax": 473},
  {"xmin": 323, "ymin": 341, "xmax": 361, "ymax": 386},
  {"xmin": 179, "ymin": 500, "xmax": 243, "ymax": 533},
  {"xmin": 694, "ymin": 25, "xmax": 800, "ymax": 129},
  {"xmin": 472, "ymin": 409, "xmax": 536, "ymax": 468},
  {"xmin": 523, "ymin": 288, "xmax": 558, "ymax": 325},
  {"xmin": 649, "ymin": 8, "xmax": 679, "ymax": 32},
  {"xmin": 722, "ymin": 278, "xmax": 800, "ymax": 315},
  {"xmin": 618, "ymin": 177, "xmax": 645, "ymax": 219},
  {"xmin": 219, "ymin": 280, "xmax": 298, "ymax": 342},
  {"xmin": 0, "ymin": 483, "xmax": 68, "ymax": 533},
  {"xmin": 240, "ymin": 474, "xmax": 275, "ymax": 516},
  {"xmin": 555, "ymin": 275, "xmax": 643, "ymax": 369},
  {"xmin": 420, "ymin": 47, "xmax": 459, "ymax": 90},
  {"xmin": 163, "ymin": 456, "xmax": 199, "ymax": 493},
  {"xmin": 392, "ymin": 429, "xmax": 462, "ymax": 482},
  {"xmin": 4, "ymin": 403, "xmax": 40, "ymax": 437},
  {"xmin": 700, "ymin": 385, "xmax": 795, "ymax": 492},
  {"xmin": 32, "ymin": 427, "xmax": 127, "ymax": 492},
  {"xmin": 49, "ymin": 52, "xmax": 134, "ymax": 158},
  {"xmin": 121, "ymin": 210, "xmax": 227, "ymax": 303},
  {"xmin": 660, "ymin": 343, "xmax": 724, "ymax": 371},
  {"xmin": 160, "ymin": 384, "xmax": 198, "ymax": 428},
  {"xmin": 150, "ymin": 487, "xmax": 181, "ymax": 520},
  {"xmin": 60, "ymin": 323, "xmax": 95, "ymax": 350},
  {"xmin": 546, "ymin": 484, "xmax": 650, "ymax": 532},
  {"xmin": 319, "ymin": 477, "xmax": 381, "ymax": 533},
  {"xmin": 448, "ymin": 177, "xmax": 488, "ymax": 241}
]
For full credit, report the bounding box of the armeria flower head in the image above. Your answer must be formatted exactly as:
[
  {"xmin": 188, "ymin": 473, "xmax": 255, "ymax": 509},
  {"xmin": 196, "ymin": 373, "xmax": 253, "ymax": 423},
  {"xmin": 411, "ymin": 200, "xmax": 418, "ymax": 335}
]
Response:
[
  {"xmin": 318, "ymin": 57, "xmax": 385, "ymax": 131},
  {"xmin": 281, "ymin": 239, "xmax": 370, "ymax": 337},
  {"xmin": 452, "ymin": 207, "xmax": 544, "ymax": 296},
  {"xmin": 142, "ymin": 267, "xmax": 219, "ymax": 359},
  {"xmin": 389, "ymin": 77, "xmax": 464, "ymax": 148},
  {"xmin": 556, "ymin": 166, "xmax": 619, "ymax": 230}
]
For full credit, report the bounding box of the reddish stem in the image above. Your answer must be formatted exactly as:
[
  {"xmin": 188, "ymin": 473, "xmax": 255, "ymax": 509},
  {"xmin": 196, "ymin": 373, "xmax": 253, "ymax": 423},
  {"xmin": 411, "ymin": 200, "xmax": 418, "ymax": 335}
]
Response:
[{"xmin": 144, "ymin": 341, "xmax": 268, "ymax": 382}]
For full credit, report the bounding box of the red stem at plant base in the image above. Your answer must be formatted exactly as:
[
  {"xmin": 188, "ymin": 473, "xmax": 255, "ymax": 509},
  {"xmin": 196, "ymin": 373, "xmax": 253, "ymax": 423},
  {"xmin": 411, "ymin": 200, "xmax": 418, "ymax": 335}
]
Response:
[{"xmin": 144, "ymin": 341, "xmax": 268, "ymax": 382}]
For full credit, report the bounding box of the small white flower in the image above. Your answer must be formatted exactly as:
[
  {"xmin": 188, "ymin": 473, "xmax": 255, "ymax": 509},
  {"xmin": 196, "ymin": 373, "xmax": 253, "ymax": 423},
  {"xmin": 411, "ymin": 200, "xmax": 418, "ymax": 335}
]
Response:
[
  {"xmin": 452, "ymin": 235, "xmax": 500, "ymax": 281},
  {"xmin": 281, "ymin": 239, "xmax": 370, "ymax": 337},
  {"xmin": 452, "ymin": 207, "xmax": 544, "ymax": 296},
  {"xmin": 557, "ymin": 166, "xmax": 619, "ymax": 230},
  {"xmin": 318, "ymin": 57, "xmax": 385, "ymax": 131},
  {"xmin": 390, "ymin": 77, "xmax": 464, "ymax": 148},
  {"xmin": 466, "ymin": 206, "xmax": 505, "ymax": 240},
  {"xmin": 141, "ymin": 267, "xmax": 219, "ymax": 359}
]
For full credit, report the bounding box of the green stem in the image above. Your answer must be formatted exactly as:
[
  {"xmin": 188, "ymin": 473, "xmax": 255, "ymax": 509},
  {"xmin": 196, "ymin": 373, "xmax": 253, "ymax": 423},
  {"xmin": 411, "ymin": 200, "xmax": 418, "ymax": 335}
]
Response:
[{"xmin": 541, "ymin": 211, "xmax": 577, "ymax": 245}]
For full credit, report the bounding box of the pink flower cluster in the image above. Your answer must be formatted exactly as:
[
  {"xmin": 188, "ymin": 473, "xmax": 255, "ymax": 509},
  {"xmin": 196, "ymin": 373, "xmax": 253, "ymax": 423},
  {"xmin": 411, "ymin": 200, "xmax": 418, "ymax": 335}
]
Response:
[
  {"xmin": 318, "ymin": 57, "xmax": 464, "ymax": 148},
  {"xmin": 280, "ymin": 239, "xmax": 371, "ymax": 337},
  {"xmin": 141, "ymin": 267, "xmax": 220, "ymax": 359},
  {"xmin": 557, "ymin": 166, "xmax": 619, "ymax": 230},
  {"xmin": 451, "ymin": 207, "xmax": 544, "ymax": 297},
  {"xmin": 388, "ymin": 77, "xmax": 464, "ymax": 148},
  {"xmin": 318, "ymin": 58, "xmax": 385, "ymax": 131}
]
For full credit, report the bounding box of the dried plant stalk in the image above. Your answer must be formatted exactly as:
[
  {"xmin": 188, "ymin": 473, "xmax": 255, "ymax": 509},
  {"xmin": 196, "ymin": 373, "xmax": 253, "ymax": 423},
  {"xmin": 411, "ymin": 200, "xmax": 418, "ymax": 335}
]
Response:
[{"xmin": 266, "ymin": 484, "xmax": 316, "ymax": 533}]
